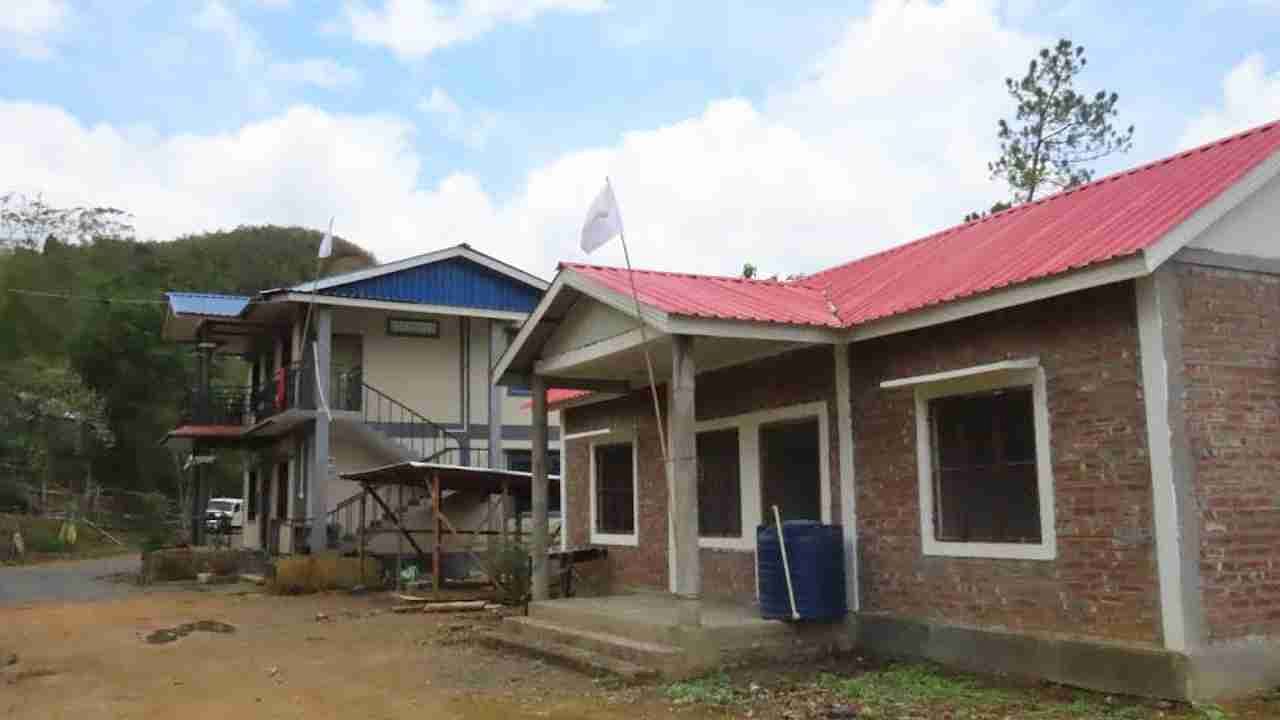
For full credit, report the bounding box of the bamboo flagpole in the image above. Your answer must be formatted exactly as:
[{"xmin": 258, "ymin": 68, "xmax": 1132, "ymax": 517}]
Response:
[
  {"xmin": 299, "ymin": 218, "xmax": 334, "ymax": 418},
  {"xmin": 298, "ymin": 218, "xmax": 333, "ymax": 369},
  {"xmin": 580, "ymin": 179, "xmax": 668, "ymax": 462}
]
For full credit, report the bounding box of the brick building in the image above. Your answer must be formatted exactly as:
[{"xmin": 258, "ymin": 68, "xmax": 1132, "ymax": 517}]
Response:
[{"xmin": 495, "ymin": 119, "xmax": 1280, "ymax": 699}]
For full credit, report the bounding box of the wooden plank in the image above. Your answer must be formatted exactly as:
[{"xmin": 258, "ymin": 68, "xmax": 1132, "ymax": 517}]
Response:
[{"xmin": 390, "ymin": 600, "xmax": 487, "ymax": 614}]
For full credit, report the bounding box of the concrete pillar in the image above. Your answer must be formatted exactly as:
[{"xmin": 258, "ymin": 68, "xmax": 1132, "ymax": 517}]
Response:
[
  {"xmin": 309, "ymin": 306, "xmax": 332, "ymax": 553},
  {"xmin": 530, "ymin": 374, "xmax": 550, "ymax": 601},
  {"xmin": 459, "ymin": 317, "xmax": 471, "ymax": 465},
  {"xmin": 1137, "ymin": 269, "xmax": 1204, "ymax": 651},
  {"xmin": 669, "ymin": 334, "xmax": 701, "ymax": 626},
  {"xmin": 833, "ymin": 342, "xmax": 860, "ymax": 613},
  {"xmin": 488, "ymin": 320, "xmax": 505, "ymax": 469}
]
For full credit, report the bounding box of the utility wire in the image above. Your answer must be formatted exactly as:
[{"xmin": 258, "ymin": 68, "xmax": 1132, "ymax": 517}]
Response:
[
  {"xmin": 4, "ymin": 288, "xmax": 272, "ymax": 306},
  {"xmin": 5, "ymin": 288, "xmax": 171, "ymax": 305}
]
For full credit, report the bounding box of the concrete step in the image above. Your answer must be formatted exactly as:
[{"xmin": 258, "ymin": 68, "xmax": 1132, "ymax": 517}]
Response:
[
  {"xmin": 527, "ymin": 600, "xmax": 678, "ymax": 646},
  {"xmin": 504, "ymin": 616, "xmax": 684, "ymax": 668},
  {"xmin": 477, "ymin": 630, "xmax": 657, "ymax": 683}
]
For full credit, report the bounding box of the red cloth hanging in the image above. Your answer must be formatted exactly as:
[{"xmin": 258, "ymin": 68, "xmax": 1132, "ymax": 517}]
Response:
[{"xmin": 274, "ymin": 367, "xmax": 286, "ymax": 411}]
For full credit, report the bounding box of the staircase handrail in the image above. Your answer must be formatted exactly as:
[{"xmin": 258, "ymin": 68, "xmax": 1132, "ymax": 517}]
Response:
[{"xmin": 357, "ymin": 377, "xmax": 467, "ymax": 450}]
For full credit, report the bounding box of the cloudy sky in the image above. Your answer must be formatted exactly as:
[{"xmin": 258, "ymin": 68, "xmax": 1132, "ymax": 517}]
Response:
[{"xmin": 2, "ymin": 0, "xmax": 1279, "ymax": 280}]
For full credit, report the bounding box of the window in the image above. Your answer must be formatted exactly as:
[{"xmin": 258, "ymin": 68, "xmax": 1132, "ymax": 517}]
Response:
[
  {"xmin": 930, "ymin": 388, "xmax": 1040, "ymax": 543},
  {"xmin": 901, "ymin": 361, "xmax": 1056, "ymax": 561},
  {"xmin": 507, "ymin": 384, "xmax": 532, "ymax": 397},
  {"xmin": 697, "ymin": 429, "xmax": 741, "ymax": 538},
  {"xmin": 759, "ymin": 418, "xmax": 822, "ymax": 524},
  {"xmin": 592, "ymin": 442, "xmax": 635, "ymax": 541},
  {"xmin": 504, "ymin": 449, "xmax": 561, "ymax": 476},
  {"xmin": 386, "ymin": 317, "xmax": 440, "ymax": 338},
  {"xmin": 690, "ymin": 401, "xmax": 831, "ymax": 552}
]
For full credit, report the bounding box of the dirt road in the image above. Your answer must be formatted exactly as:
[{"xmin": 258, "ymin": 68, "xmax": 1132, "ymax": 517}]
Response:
[
  {"xmin": 0, "ymin": 585, "xmax": 717, "ymax": 720},
  {"xmin": 0, "ymin": 554, "xmax": 140, "ymax": 606}
]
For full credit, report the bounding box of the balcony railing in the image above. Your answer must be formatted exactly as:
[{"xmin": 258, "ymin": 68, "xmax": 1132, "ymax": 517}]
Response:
[
  {"xmin": 253, "ymin": 364, "xmax": 308, "ymax": 418},
  {"xmin": 181, "ymin": 386, "xmax": 253, "ymax": 426},
  {"xmin": 248, "ymin": 364, "xmax": 374, "ymax": 419}
]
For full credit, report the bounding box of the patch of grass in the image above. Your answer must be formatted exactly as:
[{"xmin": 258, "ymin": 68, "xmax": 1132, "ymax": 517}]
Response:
[
  {"xmin": 3, "ymin": 513, "xmax": 142, "ymax": 563},
  {"xmin": 664, "ymin": 672, "xmax": 747, "ymax": 707},
  {"xmin": 1044, "ymin": 696, "xmax": 1152, "ymax": 720},
  {"xmin": 1194, "ymin": 704, "xmax": 1230, "ymax": 720},
  {"xmin": 818, "ymin": 663, "xmax": 1018, "ymax": 709},
  {"xmin": 808, "ymin": 664, "xmax": 1238, "ymax": 720}
]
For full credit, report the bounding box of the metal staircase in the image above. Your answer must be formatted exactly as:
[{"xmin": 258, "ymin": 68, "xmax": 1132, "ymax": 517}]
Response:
[{"xmin": 323, "ymin": 368, "xmax": 490, "ymax": 550}]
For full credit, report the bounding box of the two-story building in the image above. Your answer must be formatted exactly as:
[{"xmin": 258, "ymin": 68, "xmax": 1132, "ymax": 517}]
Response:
[{"xmin": 162, "ymin": 243, "xmax": 559, "ymax": 557}]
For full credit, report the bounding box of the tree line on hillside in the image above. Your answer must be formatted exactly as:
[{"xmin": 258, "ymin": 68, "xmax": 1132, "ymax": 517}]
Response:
[{"xmin": 0, "ymin": 196, "xmax": 375, "ymax": 510}]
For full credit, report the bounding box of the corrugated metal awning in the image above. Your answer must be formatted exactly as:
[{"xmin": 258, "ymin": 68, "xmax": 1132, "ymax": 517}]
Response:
[
  {"xmin": 341, "ymin": 461, "xmax": 560, "ymax": 495},
  {"xmin": 166, "ymin": 292, "xmax": 252, "ymax": 318}
]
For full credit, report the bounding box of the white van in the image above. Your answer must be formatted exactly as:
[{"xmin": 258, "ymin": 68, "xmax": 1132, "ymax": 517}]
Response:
[{"xmin": 205, "ymin": 497, "xmax": 244, "ymax": 532}]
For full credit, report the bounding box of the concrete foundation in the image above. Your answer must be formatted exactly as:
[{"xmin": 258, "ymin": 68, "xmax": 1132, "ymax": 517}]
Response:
[
  {"xmin": 512, "ymin": 595, "xmax": 1280, "ymax": 699},
  {"xmin": 854, "ymin": 613, "xmax": 1280, "ymax": 701}
]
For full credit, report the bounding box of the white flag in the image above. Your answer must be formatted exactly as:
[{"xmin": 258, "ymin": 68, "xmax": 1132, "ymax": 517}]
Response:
[
  {"xmin": 318, "ymin": 217, "xmax": 334, "ymax": 259},
  {"xmin": 580, "ymin": 181, "xmax": 623, "ymax": 254}
]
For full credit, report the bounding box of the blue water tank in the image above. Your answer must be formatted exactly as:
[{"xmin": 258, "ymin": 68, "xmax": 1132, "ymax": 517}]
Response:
[{"xmin": 757, "ymin": 521, "xmax": 847, "ymax": 621}]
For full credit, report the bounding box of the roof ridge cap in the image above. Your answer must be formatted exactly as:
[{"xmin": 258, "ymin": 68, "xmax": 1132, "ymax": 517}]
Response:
[{"xmin": 564, "ymin": 262, "xmax": 798, "ymax": 286}]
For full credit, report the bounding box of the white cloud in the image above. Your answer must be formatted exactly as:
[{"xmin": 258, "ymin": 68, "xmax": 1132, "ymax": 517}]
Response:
[
  {"xmin": 1179, "ymin": 53, "xmax": 1280, "ymax": 148},
  {"xmin": 343, "ymin": 0, "xmax": 607, "ymax": 59},
  {"xmin": 2, "ymin": 0, "xmax": 1041, "ymax": 279},
  {"xmin": 195, "ymin": 0, "xmax": 266, "ymax": 68},
  {"xmin": 418, "ymin": 87, "xmax": 499, "ymax": 150},
  {"xmin": 0, "ymin": 0, "xmax": 70, "ymax": 59},
  {"xmin": 195, "ymin": 1, "xmax": 360, "ymax": 89},
  {"xmin": 273, "ymin": 59, "xmax": 362, "ymax": 89}
]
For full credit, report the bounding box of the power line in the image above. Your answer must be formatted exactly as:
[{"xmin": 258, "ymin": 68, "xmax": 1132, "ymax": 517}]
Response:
[{"xmin": 4, "ymin": 288, "xmax": 170, "ymax": 305}]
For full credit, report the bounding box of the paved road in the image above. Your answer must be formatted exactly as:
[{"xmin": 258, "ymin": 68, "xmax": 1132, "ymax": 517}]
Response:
[{"xmin": 0, "ymin": 554, "xmax": 140, "ymax": 606}]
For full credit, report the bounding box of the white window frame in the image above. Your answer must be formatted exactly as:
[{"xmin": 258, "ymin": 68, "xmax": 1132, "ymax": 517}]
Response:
[
  {"xmin": 589, "ymin": 434, "xmax": 639, "ymax": 546},
  {"xmin": 690, "ymin": 401, "xmax": 832, "ymax": 552},
  {"xmin": 900, "ymin": 361, "xmax": 1057, "ymax": 561}
]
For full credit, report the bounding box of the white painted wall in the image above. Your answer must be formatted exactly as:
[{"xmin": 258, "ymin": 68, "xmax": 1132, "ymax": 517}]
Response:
[
  {"xmin": 1190, "ymin": 172, "xmax": 1280, "ymax": 259},
  {"xmin": 331, "ymin": 307, "xmax": 462, "ymax": 423},
  {"xmin": 327, "ymin": 307, "xmax": 553, "ymax": 441}
]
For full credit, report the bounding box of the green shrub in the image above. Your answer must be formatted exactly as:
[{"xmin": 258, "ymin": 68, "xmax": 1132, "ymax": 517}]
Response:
[
  {"xmin": 132, "ymin": 493, "xmax": 175, "ymax": 552},
  {"xmin": 0, "ymin": 479, "xmax": 30, "ymax": 513},
  {"xmin": 484, "ymin": 539, "xmax": 530, "ymax": 606},
  {"xmin": 19, "ymin": 519, "xmax": 67, "ymax": 554}
]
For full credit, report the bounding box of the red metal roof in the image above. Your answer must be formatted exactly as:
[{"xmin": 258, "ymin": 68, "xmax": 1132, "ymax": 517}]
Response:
[
  {"xmin": 523, "ymin": 388, "xmax": 594, "ymax": 410},
  {"xmin": 561, "ymin": 264, "xmax": 841, "ymax": 327},
  {"xmin": 563, "ymin": 118, "xmax": 1280, "ymax": 331}
]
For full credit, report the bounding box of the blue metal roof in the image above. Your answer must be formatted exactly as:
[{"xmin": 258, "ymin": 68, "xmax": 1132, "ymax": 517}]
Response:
[
  {"xmin": 166, "ymin": 292, "xmax": 252, "ymax": 317},
  {"xmin": 321, "ymin": 257, "xmax": 543, "ymax": 313}
]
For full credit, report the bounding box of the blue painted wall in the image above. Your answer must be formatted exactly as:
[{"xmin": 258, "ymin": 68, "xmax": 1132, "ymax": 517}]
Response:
[{"xmin": 322, "ymin": 257, "xmax": 542, "ymax": 313}]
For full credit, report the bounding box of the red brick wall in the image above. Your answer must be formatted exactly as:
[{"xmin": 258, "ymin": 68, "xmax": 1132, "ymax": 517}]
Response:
[
  {"xmin": 1178, "ymin": 263, "xmax": 1280, "ymax": 641},
  {"xmin": 852, "ymin": 282, "xmax": 1162, "ymax": 644},
  {"xmin": 561, "ymin": 345, "xmax": 840, "ymax": 600}
]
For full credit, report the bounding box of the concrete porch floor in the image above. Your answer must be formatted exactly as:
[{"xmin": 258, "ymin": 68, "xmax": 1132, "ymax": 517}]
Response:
[
  {"xmin": 532, "ymin": 592, "xmax": 780, "ymax": 630},
  {"xmin": 519, "ymin": 592, "xmax": 849, "ymax": 676}
]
